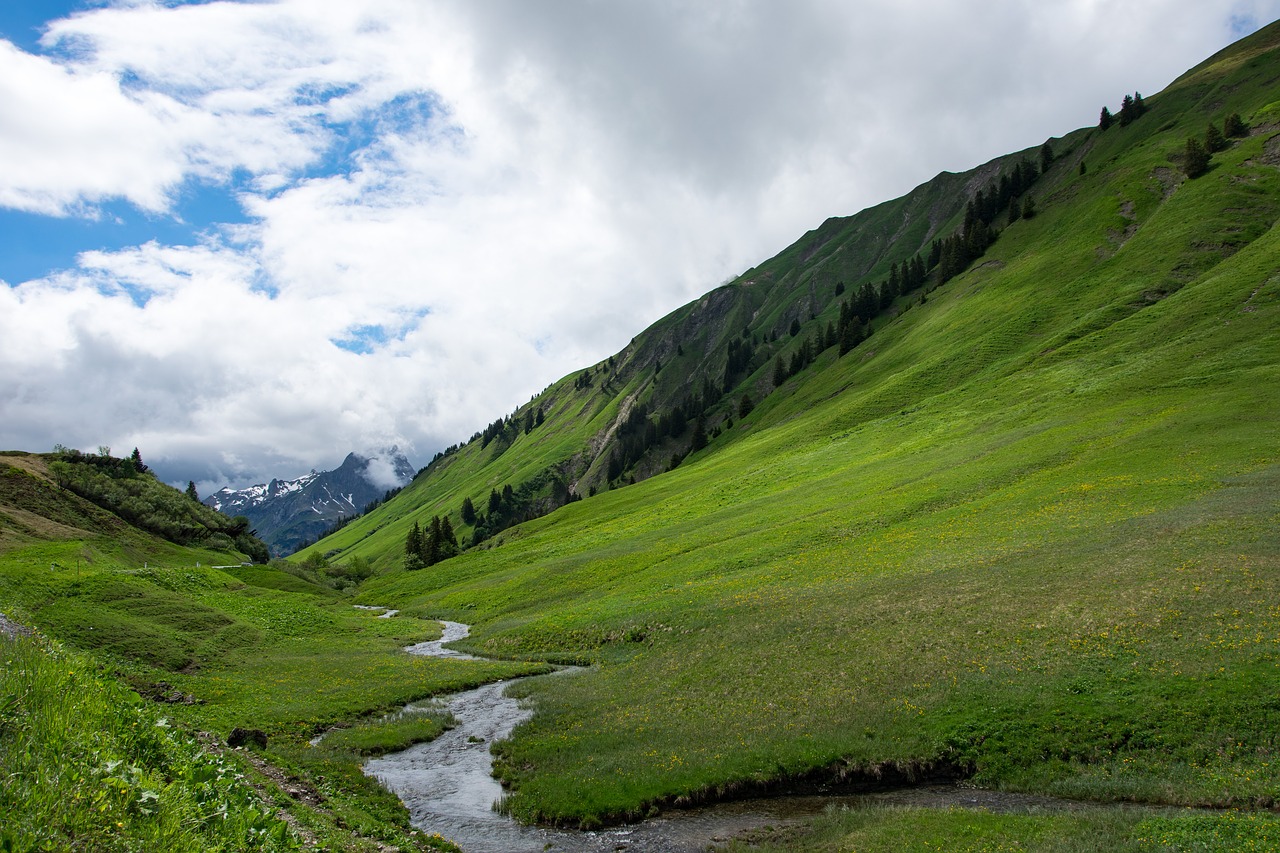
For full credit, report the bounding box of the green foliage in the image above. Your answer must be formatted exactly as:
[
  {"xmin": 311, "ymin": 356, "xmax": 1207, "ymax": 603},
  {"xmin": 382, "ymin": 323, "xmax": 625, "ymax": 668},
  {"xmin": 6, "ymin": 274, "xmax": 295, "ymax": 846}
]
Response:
[
  {"xmin": 45, "ymin": 451, "xmax": 268, "ymax": 561},
  {"xmin": 0, "ymin": 636, "xmax": 296, "ymax": 851},
  {"xmin": 1223, "ymin": 111, "xmax": 1248, "ymax": 137},
  {"xmin": 1204, "ymin": 120, "xmax": 1227, "ymax": 153},
  {"xmin": 721, "ymin": 803, "xmax": 1280, "ymax": 852},
  {"xmin": 1184, "ymin": 135, "xmax": 1211, "ymax": 177},
  {"xmin": 318, "ymin": 706, "xmax": 453, "ymax": 756}
]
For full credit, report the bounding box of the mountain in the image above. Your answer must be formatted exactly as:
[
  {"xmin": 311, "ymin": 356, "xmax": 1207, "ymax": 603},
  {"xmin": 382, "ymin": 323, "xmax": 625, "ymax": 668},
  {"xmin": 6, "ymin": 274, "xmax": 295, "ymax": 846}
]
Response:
[
  {"xmin": 298, "ymin": 20, "xmax": 1280, "ymax": 834},
  {"xmin": 206, "ymin": 448, "xmax": 414, "ymax": 556}
]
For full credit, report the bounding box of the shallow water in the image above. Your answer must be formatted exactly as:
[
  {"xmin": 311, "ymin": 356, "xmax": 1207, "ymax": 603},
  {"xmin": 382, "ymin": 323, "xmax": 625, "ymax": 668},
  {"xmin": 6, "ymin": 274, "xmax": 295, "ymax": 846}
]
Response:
[{"xmin": 363, "ymin": 621, "xmax": 588, "ymax": 852}]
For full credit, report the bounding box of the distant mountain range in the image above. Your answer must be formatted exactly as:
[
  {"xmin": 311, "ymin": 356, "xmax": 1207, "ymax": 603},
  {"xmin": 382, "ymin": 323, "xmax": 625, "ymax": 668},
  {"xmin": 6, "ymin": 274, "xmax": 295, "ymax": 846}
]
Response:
[{"xmin": 205, "ymin": 449, "xmax": 414, "ymax": 556}]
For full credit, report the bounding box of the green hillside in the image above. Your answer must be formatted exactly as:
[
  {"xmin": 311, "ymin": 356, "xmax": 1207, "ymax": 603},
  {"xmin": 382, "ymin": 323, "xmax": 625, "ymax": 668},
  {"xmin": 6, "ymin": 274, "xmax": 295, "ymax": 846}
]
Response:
[
  {"xmin": 4, "ymin": 20, "xmax": 1280, "ymax": 853},
  {"xmin": 294, "ymin": 19, "xmax": 1280, "ymax": 844}
]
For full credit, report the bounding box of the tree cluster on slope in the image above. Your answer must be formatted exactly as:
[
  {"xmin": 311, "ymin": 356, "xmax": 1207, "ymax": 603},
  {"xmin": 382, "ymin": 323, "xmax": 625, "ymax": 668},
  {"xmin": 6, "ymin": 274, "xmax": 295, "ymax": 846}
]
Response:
[
  {"xmin": 1184, "ymin": 112, "xmax": 1248, "ymax": 178},
  {"xmin": 404, "ymin": 515, "xmax": 459, "ymax": 570},
  {"xmin": 47, "ymin": 446, "xmax": 269, "ymax": 562},
  {"xmin": 1099, "ymin": 91, "xmax": 1147, "ymax": 130}
]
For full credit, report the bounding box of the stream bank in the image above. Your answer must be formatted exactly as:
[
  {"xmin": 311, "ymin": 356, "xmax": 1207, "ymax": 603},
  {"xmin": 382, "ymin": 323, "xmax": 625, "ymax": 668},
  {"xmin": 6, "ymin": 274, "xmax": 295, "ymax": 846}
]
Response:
[{"xmin": 361, "ymin": 618, "xmax": 1170, "ymax": 852}]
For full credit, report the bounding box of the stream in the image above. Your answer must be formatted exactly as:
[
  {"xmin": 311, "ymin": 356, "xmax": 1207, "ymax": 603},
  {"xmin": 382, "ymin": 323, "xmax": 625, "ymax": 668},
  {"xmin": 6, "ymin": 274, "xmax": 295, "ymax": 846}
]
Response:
[{"xmin": 362, "ymin": 618, "xmax": 1138, "ymax": 852}]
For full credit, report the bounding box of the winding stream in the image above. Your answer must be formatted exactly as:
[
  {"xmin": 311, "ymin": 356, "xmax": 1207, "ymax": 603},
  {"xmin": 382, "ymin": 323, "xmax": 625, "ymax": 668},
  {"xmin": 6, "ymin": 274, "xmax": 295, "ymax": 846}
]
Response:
[{"xmin": 362, "ymin": 618, "xmax": 1141, "ymax": 852}]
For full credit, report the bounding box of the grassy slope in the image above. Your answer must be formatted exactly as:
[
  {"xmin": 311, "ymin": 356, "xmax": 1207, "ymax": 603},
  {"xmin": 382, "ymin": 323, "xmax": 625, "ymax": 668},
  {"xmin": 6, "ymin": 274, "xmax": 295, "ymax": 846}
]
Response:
[
  {"xmin": 296, "ymin": 116, "xmax": 1049, "ymax": 573},
  {"xmin": 348, "ymin": 20, "xmax": 1280, "ymax": 836},
  {"xmin": 0, "ymin": 454, "xmax": 547, "ymax": 850}
]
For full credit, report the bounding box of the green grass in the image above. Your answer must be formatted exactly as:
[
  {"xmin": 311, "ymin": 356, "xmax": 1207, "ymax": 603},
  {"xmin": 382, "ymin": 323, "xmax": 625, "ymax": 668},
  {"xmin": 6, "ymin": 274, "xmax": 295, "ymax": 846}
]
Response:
[
  {"xmin": 317, "ymin": 705, "xmax": 454, "ymax": 756},
  {"xmin": 0, "ymin": 635, "xmax": 296, "ymax": 852},
  {"xmin": 720, "ymin": 804, "xmax": 1280, "ymax": 852}
]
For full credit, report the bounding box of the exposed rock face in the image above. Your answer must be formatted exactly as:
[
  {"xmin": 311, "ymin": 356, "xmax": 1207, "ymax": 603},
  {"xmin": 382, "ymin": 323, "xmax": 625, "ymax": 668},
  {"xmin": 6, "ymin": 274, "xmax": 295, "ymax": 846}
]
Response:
[{"xmin": 205, "ymin": 449, "xmax": 414, "ymax": 556}]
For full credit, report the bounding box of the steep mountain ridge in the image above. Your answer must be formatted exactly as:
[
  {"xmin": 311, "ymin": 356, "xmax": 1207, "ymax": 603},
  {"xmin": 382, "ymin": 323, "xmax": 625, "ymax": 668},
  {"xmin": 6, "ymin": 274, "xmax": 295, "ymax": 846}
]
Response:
[
  {"xmin": 207, "ymin": 449, "xmax": 414, "ymax": 556},
  {"xmin": 302, "ymin": 136, "xmax": 1084, "ymax": 568}
]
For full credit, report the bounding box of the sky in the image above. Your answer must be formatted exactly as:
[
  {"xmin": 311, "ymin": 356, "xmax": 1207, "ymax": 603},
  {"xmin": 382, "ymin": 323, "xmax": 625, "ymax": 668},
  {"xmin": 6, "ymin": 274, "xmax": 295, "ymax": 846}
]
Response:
[{"xmin": 1, "ymin": 0, "xmax": 1277, "ymax": 493}]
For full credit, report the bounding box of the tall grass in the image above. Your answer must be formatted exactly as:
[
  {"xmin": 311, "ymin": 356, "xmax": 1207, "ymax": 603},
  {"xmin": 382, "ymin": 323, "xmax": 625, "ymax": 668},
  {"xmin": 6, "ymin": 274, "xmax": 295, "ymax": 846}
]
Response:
[{"xmin": 0, "ymin": 635, "xmax": 295, "ymax": 851}]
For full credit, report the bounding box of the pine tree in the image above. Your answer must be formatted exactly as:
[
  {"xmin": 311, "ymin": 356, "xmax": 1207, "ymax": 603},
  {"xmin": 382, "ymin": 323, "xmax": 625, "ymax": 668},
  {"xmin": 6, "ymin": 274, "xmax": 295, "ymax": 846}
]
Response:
[
  {"xmin": 839, "ymin": 314, "xmax": 864, "ymax": 356},
  {"xmin": 185, "ymin": 481, "xmax": 199, "ymax": 502},
  {"xmin": 1224, "ymin": 112, "xmax": 1248, "ymax": 138},
  {"xmin": 1039, "ymin": 140, "xmax": 1054, "ymax": 174},
  {"xmin": 130, "ymin": 447, "xmax": 147, "ymax": 474},
  {"xmin": 440, "ymin": 516, "xmax": 458, "ymax": 555},
  {"xmin": 739, "ymin": 394, "xmax": 754, "ymax": 418},
  {"xmin": 1099, "ymin": 106, "xmax": 1113, "ymax": 131},
  {"xmin": 1184, "ymin": 136, "xmax": 1210, "ymax": 178},
  {"xmin": 1205, "ymin": 121, "xmax": 1226, "ymax": 153},
  {"xmin": 1021, "ymin": 196, "xmax": 1037, "ymax": 219},
  {"xmin": 772, "ymin": 356, "xmax": 786, "ymax": 388},
  {"xmin": 426, "ymin": 516, "xmax": 443, "ymax": 565},
  {"xmin": 460, "ymin": 496, "xmax": 476, "ymax": 525},
  {"xmin": 690, "ymin": 416, "xmax": 708, "ymax": 452},
  {"xmin": 1119, "ymin": 94, "xmax": 1136, "ymax": 127},
  {"xmin": 405, "ymin": 521, "xmax": 424, "ymax": 569}
]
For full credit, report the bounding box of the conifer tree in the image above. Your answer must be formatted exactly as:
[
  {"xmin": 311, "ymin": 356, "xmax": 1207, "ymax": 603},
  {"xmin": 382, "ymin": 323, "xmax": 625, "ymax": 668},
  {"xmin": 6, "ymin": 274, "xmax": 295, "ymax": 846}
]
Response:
[
  {"xmin": 1205, "ymin": 121, "xmax": 1226, "ymax": 153},
  {"xmin": 185, "ymin": 481, "xmax": 199, "ymax": 502},
  {"xmin": 405, "ymin": 521, "xmax": 424, "ymax": 569},
  {"xmin": 690, "ymin": 416, "xmax": 708, "ymax": 452},
  {"xmin": 440, "ymin": 516, "xmax": 458, "ymax": 555},
  {"xmin": 1099, "ymin": 106, "xmax": 1113, "ymax": 131},
  {"xmin": 1223, "ymin": 112, "xmax": 1248, "ymax": 138},
  {"xmin": 1039, "ymin": 141, "xmax": 1054, "ymax": 174},
  {"xmin": 426, "ymin": 516, "xmax": 443, "ymax": 565},
  {"xmin": 839, "ymin": 313, "xmax": 864, "ymax": 356},
  {"xmin": 460, "ymin": 496, "xmax": 477, "ymax": 525},
  {"xmin": 1184, "ymin": 136, "xmax": 1210, "ymax": 178},
  {"xmin": 1119, "ymin": 94, "xmax": 1136, "ymax": 126}
]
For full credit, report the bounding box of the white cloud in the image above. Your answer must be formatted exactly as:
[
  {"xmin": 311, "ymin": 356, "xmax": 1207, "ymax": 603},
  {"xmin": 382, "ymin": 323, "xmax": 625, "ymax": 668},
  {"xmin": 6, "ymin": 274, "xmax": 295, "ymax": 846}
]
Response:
[{"xmin": 1, "ymin": 0, "xmax": 1278, "ymax": 487}]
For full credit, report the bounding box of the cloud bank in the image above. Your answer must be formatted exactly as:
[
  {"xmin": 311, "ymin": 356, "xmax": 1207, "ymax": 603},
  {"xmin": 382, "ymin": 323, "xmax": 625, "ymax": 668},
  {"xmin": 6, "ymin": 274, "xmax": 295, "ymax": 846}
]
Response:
[{"xmin": 1, "ymin": 0, "xmax": 1276, "ymax": 490}]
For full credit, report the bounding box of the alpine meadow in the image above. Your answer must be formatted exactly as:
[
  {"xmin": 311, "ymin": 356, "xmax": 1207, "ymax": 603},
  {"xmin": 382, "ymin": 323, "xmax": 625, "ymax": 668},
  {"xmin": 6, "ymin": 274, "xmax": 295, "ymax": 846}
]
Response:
[{"xmin": 4, "ymin": 18, "xmax": 1280, "ymax": 853}]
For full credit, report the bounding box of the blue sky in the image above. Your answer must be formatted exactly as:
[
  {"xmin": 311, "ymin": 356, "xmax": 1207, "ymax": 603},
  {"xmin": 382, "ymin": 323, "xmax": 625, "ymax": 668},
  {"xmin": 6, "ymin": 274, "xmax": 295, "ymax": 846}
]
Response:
[{"xmin": 1, "ymin": 0, "xmax": 1277, "ymax": 490}]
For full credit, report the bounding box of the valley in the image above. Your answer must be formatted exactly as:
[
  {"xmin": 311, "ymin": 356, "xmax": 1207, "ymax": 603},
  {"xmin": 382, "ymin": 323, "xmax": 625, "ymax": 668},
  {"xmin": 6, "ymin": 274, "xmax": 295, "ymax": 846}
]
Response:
[{"xmin": 4, "ymin": 19, "xmax": 1280, "ymax": 852}]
